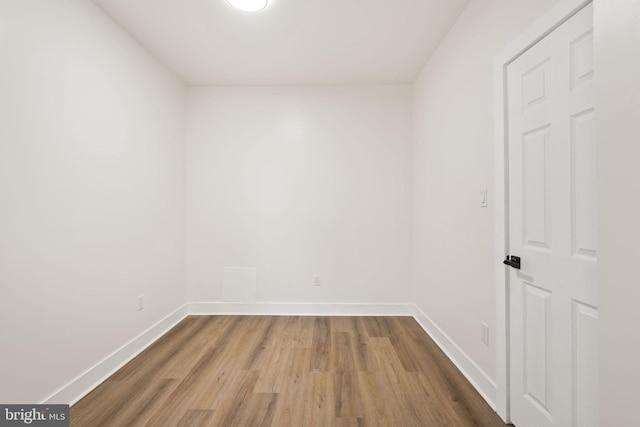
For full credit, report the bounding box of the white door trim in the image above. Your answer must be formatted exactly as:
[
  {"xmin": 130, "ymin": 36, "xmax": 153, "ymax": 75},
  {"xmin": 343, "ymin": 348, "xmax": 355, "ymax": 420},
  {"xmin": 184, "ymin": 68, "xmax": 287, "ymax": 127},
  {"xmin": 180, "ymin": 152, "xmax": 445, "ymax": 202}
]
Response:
[{"xmin": 493, "ymin": 0, "xmax": 592, "ymax": 422}]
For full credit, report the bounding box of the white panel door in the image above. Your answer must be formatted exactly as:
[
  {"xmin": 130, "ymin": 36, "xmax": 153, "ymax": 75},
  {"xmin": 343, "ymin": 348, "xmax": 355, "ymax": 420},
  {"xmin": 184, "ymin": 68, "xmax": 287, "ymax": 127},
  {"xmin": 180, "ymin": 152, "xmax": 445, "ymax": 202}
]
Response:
[{"xmin": 506, "ymin": 4, "xmax": 597, "ymax": 427}]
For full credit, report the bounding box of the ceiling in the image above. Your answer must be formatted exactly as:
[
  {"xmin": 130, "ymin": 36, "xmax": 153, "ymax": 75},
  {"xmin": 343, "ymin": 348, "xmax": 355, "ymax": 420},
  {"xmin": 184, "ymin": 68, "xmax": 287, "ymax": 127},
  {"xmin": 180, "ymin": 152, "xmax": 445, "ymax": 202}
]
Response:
[{"xmin": 93, "ymin": 0, "xmax": 470, "ymax": 86}]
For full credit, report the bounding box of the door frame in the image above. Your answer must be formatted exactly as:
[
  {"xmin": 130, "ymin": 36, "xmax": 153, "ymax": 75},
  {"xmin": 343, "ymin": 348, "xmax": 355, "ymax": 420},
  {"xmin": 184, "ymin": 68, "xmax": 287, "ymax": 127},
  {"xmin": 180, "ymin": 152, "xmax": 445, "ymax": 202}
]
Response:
[{"xmin": 493, "ymin": 0, "xmax": 592, "ymax": 422}]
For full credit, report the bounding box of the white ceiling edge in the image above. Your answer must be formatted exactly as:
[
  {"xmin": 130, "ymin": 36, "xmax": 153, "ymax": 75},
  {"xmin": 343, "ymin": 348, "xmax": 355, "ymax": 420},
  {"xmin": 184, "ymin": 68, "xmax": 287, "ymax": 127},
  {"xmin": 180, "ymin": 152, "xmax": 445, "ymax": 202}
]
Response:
[{"xmin": 93, "ymin": 0, "xmax": 471, "ymax": 86}]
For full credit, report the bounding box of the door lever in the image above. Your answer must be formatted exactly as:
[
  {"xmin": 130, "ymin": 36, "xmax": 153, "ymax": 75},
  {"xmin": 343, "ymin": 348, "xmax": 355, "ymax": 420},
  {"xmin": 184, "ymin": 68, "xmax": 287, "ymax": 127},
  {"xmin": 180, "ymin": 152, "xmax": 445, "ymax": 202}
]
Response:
[{"xmin": 503, "ymin": 256, "xmax": 521, "ymax": 269}]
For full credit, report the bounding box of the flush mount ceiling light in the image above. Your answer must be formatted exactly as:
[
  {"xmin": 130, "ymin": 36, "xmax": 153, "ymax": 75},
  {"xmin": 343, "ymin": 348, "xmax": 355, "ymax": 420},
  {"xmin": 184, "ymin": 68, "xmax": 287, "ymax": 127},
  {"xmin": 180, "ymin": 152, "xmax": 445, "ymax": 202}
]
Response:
[{"xmin": 226, "ymin": 0, "xmax": 268, "ymax": 12}]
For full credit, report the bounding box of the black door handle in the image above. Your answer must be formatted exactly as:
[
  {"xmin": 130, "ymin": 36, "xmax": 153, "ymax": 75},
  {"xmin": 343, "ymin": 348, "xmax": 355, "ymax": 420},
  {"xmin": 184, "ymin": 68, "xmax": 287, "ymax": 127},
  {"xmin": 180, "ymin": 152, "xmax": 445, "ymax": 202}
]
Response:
[{"xmin": 503, "ymin": 256, "xmax": 521, "ymax": 269}]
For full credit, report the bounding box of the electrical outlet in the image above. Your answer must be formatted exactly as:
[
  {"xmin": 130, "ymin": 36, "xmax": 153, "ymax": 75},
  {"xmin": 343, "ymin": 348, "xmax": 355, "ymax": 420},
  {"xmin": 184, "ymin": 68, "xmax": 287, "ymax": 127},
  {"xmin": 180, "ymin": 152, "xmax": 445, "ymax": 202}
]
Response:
[
  {"xmin": 137, "ymin": 294, "xmax": 144, "ymax": 311},
  {"xmin": 480, "ymin": 322, "xmax": 489, "ymax": 345},
  {"xmin": 313, "ymin": 275, "xmax": 321, "ymax": 287}
]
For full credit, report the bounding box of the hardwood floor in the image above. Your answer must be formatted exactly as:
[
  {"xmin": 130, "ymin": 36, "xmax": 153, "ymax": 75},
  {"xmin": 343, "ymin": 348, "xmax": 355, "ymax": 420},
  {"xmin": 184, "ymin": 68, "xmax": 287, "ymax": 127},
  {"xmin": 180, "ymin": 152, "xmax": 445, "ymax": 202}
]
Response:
[{"xmin": 71, "ymin": 316, "xmax": 509, "ymax": 426}]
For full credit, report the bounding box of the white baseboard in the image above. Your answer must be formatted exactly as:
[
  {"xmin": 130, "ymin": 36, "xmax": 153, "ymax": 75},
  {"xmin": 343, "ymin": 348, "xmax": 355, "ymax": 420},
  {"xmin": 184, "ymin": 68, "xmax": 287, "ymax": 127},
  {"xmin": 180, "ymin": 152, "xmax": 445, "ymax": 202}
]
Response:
[
  {"xmin": 411, "ymin": 305, "xmax": 497, "ymax": 410},
  {"xmin": 43, "ymin": 304, "xmax": 188, "ymax": 406},
  {"xmin": 188, "ymin": 301, "xmax": 413, "ymax": 316},
  {"xmin": 49, "ymin": 302, "xmax": 410, "ymax": 406},
  {"xmin": 50, "ymin": 301, "xmax": 496, "ymax": 412}
]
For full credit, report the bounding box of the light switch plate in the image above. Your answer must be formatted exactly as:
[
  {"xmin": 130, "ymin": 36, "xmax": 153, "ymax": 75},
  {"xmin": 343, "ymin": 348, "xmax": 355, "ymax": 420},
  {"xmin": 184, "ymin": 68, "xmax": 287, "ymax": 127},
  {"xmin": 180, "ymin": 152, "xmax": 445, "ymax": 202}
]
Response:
[{"xmin": 480, "ymin": 189, "xmax": 488, "ymax": 207}]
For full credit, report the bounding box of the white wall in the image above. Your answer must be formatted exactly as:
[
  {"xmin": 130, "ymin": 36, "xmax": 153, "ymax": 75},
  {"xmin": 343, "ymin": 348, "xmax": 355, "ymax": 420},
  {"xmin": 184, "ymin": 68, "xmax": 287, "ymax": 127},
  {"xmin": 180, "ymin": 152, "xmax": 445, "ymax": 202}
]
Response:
[
  {"xmin": 187, "ymin": 86, "xmax": 412, "ymax": 305},
  {"xmin": 7, "ymin": 0, "xmax": 634, "ymax": 418},
  {"xmin": 594, "ymin": 0, "xmax": 640, "ymax": 424},
  {"xmin": 412, "ymin": 0, "xmax": 562, "ymax": 385},
  {"xmin": 0, "ymin": 0, "xmax": 186, "ymax": 403}
]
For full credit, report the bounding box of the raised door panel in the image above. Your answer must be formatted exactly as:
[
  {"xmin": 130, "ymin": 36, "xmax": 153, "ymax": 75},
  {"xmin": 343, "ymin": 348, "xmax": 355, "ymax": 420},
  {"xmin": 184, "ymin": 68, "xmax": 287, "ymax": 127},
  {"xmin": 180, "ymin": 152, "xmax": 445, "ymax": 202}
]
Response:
[
  {"xmin": 522, "ymin": 126, "xmax": 552, "ymax": 252},
  {"xmin": 523, "ymin": 283, "xmax": 553, "ymax": 419},
  {"xmin": 571, "ymin": 109, "xmax": 597, "ymax": 259},
  {"xmin": 570, "ymin": 30, "xmax": 594, "ymax": 90},
  {"xmin": 572, "ymin": 302, "xmax": 598, "ymax": 427}
]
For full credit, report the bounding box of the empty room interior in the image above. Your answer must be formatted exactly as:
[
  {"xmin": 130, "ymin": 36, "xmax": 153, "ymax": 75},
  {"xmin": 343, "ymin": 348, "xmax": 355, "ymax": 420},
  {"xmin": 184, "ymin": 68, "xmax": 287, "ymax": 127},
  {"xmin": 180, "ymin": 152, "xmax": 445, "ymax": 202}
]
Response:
[{"xmin": 1, "ymin": 0, "xmax": 638, "ymax": 426}]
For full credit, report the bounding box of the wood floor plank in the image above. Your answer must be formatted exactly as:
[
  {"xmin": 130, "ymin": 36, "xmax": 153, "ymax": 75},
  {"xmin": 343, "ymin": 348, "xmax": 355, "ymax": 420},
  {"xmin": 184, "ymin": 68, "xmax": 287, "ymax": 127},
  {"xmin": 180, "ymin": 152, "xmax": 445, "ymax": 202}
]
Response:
[
  {"xmin": 176, "ymin": 409, "xmax": 216, "ymax": 427},
  {"xmin": 104, "ymin": 378, "xmax": 179, "ymax": 427},
  {"xmin": 271, "ymin": 368, "xmax": 313, "ymax": 425},
  {"xmin": 308, "ymin": 371, "xmax": 335, "ymax": 426},
  {"xmin": 70, "ymin": 315, "xmax": 509, "ymax": 427},
  {"xmin": 385, "ymin": 317, "xmax": 422, "ymax": 373},
  {"xmin": 362, "ymin": 316, "xmax": 392, "ymax": 338},
  {"xmin": 242, "ymin": 316, "xmax": 277, "ymax": 370},
  {"xmin": 356, "ymin": 371, "xmax": 394, "ymax": 426},
  {"xmin": 70, "ymin": 381, "xmax": 121, "ymax": 426},
  {"xmin": 280, "ymin": 316, "xmax": 314, "ymax": 348},
  {"xmin": 366, "ymin": 337, "xmax": 428, "ymax": 426},
  {"xmin": 222, "ymin": 392, "xmax": 278, "ymax": 427},
  {"xmin": 350, "ymin": 317, "xmax": 374, "ymax": 372},
  {"xmin": 143, "ymin": 346, "xmax": 229, "ymax": 426},
  {"xmin": 310, "ymin": 317, "xmax": 331, "ymax": 372},
  {"xmin": 155, "ymin": 318, "xmax": 223, "ymax": 380},
  {"xmin": 253, "ymin": 347, "xmax": 309, "ymax": 393},
  {"xmin": 412, "ymin": 335, "xmax": 506, "ymax": 427},
  {"xmin": 109, "ymin": 316, "xmax": 209, "ymax": 382},
  {"xmin": 204, "ymin": 370, "xmax": 260, "ymax": 426},
  {"xmin": 332, "ymin": 331, "xmax": 363, "ymax": 418}
]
